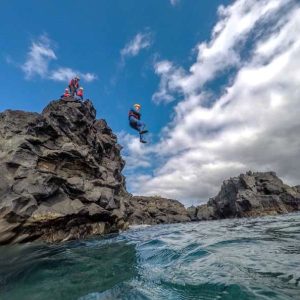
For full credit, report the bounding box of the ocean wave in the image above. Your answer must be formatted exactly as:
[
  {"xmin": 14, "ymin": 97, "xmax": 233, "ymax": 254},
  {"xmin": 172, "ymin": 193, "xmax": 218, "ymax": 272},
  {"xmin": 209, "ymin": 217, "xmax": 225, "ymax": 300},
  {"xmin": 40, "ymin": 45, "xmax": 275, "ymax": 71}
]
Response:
[{"xmin": 0, "ymin": 213, "xmax": 299, "ymax": 300}]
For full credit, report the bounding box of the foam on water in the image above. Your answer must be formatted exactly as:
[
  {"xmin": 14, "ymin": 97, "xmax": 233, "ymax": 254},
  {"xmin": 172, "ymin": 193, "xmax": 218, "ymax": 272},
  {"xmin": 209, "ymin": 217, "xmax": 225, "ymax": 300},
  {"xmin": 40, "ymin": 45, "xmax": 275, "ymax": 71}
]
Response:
[{"xmin": 0, "ymin": 213, "xmax": 300, "ymax": 300}]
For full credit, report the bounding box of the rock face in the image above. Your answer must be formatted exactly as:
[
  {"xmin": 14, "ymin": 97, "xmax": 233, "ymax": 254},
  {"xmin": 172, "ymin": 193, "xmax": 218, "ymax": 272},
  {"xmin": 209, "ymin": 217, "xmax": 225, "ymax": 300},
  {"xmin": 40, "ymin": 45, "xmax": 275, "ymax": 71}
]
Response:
[
  {"xmin": 191, "ymin": 171, "xmax": 300, "ymax": 221},
  {"xmin": 1, "ymin": 99, "xmax": 299, "ymax": 244},
  {"xmin": 0, "ymin": 99, "xmax": 128, "ymax": 244},
  {"xmin": 125, "ymin": 196, "xmax": 191, "ymax": 225}
]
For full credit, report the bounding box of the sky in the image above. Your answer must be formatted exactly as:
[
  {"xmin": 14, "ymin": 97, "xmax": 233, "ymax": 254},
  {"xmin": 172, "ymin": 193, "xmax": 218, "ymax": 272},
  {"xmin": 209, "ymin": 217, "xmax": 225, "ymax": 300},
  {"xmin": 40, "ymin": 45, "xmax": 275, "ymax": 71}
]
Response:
[{"xmin": 1, "ymin": 0, "xmax": 300, "ymax": 206}]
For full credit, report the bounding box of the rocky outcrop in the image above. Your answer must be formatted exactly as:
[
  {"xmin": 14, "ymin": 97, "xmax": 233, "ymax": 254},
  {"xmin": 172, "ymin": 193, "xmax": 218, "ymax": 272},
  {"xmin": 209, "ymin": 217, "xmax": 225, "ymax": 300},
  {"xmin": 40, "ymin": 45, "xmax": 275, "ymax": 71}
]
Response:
[
  {"xmin": 125, "ymin": 196, "xmax": 190, "ymax": 225},
  {"xmin": 190, "ymin": 171, "xmax": 300, "ymax": 221},
  {"xmin": 0, "ymin": 99, "xmax": 128, "ymax": 244},
  {"xmin": 1, "ymin": 98, "xmax": 299, "ymax": 244}
]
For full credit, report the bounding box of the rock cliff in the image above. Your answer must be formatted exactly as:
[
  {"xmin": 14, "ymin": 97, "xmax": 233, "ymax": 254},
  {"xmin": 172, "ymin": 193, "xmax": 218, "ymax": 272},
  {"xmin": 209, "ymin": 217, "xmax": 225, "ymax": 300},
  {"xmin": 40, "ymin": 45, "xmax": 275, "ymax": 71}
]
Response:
[
  {"xmin": 125, "ymin": 196, "xmax": 190, "ymax": 225},
  {"xmin": 0, "ymin": 99, "xmax": 190, "ymax": 245},
  {"xmin": 190, "ymin": 171, "xmax": 300, "ymax": 221},
  {"xmin": 1, "ymin": 99, "xmax": 299, "ymax": 245},
  {"xmin": 0, "ymin": 99, "xmax": 128, "ymax": 244}
]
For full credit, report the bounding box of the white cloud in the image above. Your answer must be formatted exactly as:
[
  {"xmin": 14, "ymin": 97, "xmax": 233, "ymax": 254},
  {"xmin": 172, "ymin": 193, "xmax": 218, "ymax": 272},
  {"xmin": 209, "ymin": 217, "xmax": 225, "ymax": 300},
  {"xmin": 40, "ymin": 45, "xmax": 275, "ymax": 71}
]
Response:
[
  {"xmin": 118, "ymin": 131, "xmax": 152, "ymax": 171},
  {"xmin": 122, "ymin": 0, "xmax": 300, "ymax": 206},
  {"xmin": 49, "ymin": 67, "xmax": 77, "ymax": 82},
  {"xmin": 50, "ymin": 68, "xmax": 97, "ymax": 82},
  {"xmin": 83, "ymin": 73, "xmax": 97, "ymax": 82},
  {"xmin": 20, "ymin": 35, "xmax": 97, "ymax": 82},
  {"xmin": 21, "ymin": 35, "xmax": 57, "ymax": 79},
  {"xmin": 153, "ymin": 0, "xmax": 291, "ymax": 103},
  {"xmin": 152, "ymin": 60, "xmax": 186, "ymax": 103},
  {"xmin": 121, "ymin": 32, "xmax": 153, "ymax": 60},
  {"xmin": 170, "ymin": 0, "xmax": 180, "ymax": 6}
]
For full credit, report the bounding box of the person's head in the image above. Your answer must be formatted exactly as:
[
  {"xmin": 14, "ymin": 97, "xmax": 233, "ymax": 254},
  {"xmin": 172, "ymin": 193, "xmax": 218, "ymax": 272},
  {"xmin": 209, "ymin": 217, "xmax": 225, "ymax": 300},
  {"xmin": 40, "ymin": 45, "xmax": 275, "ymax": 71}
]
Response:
[
  {"xmin": 79, "ymin": 87, "xmax": 84, "ymax": 91},
  {"xmin": 65, "ymin": 88, "xmax": 69, "ymax": 92},
  {"xmin": 134, "ymin": 103, "xmax": 141, "ymax": 111},
  {"xmin": 75, "ymin": 76, "xmax": 80, "ymax": 81}
]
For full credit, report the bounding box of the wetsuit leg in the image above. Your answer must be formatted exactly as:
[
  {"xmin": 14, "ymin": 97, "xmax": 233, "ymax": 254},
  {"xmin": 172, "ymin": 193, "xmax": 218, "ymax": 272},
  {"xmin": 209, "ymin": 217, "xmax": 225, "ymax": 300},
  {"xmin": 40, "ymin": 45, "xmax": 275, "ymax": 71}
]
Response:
[
  {"xmin": 136, "ymin": 121, "xmax": 147, "ymax": 142},
  {"xmin": 129, "ymin": 117, "xmax": 139, "ymax": 130},
  {"xmin": 129, "ymin": 118, "xmax": 147, "ymax": 142},
  {"xmin": 136, "ymin": 121, "xmax": 145, "ymax": 132}
]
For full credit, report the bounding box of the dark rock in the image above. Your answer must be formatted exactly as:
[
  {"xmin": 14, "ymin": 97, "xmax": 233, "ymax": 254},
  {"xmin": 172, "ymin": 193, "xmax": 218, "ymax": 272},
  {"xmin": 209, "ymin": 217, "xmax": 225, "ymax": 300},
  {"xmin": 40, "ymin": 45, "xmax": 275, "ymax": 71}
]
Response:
[
  {"xmin": 3, "ymin": 99, "xmax": 298, "ymax": 244},
  {"xmin": 125, "ymin": 196, "xmax": 191, "ymax": 225},
  {"xmin": 0, "ymin": 99, "xmax": 128, "ymax": 244},
  {"xmin": 187, "ymin": 206, "xmax": 197, "ymax": 221},
  {"xmin": 194, "ymin": 171, "xmax": 300, "ymax": 220},
  {"xmin": 295, "ymin": 185, "xmax": 300, "ymax": 193}
]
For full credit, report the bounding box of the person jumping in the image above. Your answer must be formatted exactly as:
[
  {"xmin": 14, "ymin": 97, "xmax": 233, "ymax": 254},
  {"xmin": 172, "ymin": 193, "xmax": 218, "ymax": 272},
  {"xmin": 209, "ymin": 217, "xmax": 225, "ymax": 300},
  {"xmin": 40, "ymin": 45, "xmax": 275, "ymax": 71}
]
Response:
[{"xmin": 128, "ymin": 103, "xmax": 148, "ymax": 143}]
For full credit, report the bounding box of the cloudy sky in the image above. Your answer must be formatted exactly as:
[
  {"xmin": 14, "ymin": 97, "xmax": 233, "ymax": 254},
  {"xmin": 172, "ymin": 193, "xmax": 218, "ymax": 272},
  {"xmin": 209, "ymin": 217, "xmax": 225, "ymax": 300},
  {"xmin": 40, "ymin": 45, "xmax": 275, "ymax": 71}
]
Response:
[{"xmin": 1, "ymin": 0, "xmax": 300, "ymax": 206}]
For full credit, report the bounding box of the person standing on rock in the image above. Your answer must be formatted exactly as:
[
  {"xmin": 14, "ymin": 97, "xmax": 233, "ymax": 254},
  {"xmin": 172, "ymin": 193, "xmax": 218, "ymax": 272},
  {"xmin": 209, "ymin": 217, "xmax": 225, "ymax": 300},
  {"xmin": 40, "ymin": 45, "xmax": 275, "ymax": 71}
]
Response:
[
  {"xmin": 128, "ymin": 103, "xmax": 148, "ymax": 143},
  {"xmin": 75, "ymin": 87, "xmax": 84, "ymax": 101},
  {"xmin": 61, "ymin": 88, "xmax": 71, "ymax": 99},
  {"xmin": 68, "ymin": 76, "xmax": 80, "ymax": 96}
]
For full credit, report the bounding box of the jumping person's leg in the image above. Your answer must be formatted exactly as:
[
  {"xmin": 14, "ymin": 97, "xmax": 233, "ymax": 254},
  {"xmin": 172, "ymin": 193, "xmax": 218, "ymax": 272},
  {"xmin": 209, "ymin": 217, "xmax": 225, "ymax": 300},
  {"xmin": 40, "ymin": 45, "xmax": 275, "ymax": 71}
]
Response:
[
  {"xmin": 129, "ymin": 118, "xmax": 147, "ymax": 143},
  {"xmin": 136, "ymin": 121, "xmax": 143, "ymax": 132},
  {"xmin": 136, "ymin": 121, "xmax": 147, "ymax": 143},
  {"xmin": 136, "ymin": 121, "xmax": 148, "ymax": 132},
  {"xmin": 129, "ymin": 119, "xmax": 139, "ymax": 132},
  {"xmin": 137, "ymin": 121, "xmax": 148, "ymax": 135}
]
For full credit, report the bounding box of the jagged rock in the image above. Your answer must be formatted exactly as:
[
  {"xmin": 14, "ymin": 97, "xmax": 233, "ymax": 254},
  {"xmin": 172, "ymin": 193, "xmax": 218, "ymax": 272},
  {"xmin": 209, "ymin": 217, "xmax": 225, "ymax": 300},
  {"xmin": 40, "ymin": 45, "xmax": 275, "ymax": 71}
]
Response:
[
  {"xmin": 2, "ymin": 98, "xmax": 299, "ymax": 244},
  {"xmin": 125, "ymin": 196, "xmax": 191, "ymax": 225},
  {"xmin": 0, "ymin": 99, "xmax": 128, "ymax": 244},
  {"xmin": 187, "ymin": 206, "xmax": 197, "ymax": 221},
  {"xmin": 194, "ymin": 171, "xmax": 300, "ymax": 220}
]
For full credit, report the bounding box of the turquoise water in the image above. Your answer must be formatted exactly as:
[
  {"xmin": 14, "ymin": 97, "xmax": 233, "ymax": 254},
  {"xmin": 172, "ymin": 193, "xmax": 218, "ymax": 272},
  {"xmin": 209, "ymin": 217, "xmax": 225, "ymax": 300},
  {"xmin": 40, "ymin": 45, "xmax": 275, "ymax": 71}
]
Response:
[{"xmin": 1, "ymin": 213, "xmax": 300, "ymax": 300}]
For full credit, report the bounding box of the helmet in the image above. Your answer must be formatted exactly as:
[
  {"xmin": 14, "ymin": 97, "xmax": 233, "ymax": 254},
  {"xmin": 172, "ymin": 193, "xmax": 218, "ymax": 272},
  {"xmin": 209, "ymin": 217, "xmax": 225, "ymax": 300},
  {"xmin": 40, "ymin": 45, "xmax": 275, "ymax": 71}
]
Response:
[
  {"xmin": 65, "ymin": 88, "xmax": 69, "ymax": 92},
  {"xmin": 79, "ymin": 87, "xmax": 84, "ymax": 90},
  {"xmin": 134, "ymin": 103, "xmax": 141, "ymax": 109},
  {"xmin": 75, "ymin": 76, "xmax": 80, "ymax": 80}
]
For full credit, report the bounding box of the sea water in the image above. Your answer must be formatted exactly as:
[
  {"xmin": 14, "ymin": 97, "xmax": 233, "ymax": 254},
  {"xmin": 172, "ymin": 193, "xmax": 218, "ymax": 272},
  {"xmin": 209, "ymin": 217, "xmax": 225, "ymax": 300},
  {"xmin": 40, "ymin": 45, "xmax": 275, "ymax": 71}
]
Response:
[{"xmin": 0, "ymin": 213, "xmax": 299, "ymax": 300}]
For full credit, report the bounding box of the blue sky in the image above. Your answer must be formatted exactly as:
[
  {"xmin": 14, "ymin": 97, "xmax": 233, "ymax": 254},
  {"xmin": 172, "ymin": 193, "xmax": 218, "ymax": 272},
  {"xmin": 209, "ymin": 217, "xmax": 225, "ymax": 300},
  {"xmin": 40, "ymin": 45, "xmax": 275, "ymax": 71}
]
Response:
[
  {"xmin": 2, "ymin": 0, "xmax": 300, "ymax": 206},
  {"xmin": 1, "ymin": 0, "xmax": 227, "ymax": 135}
]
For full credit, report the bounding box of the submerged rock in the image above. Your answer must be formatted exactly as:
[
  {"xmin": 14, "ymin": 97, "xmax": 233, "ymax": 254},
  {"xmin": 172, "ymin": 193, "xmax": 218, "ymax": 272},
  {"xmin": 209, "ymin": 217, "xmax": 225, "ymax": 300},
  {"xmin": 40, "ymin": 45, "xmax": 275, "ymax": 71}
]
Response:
[
  {"xmin": 0, "ymin": 99, "xmax": 128, "ymax": 244},
  {"xmin": 192, "ymin": 171, "xmax": 300, "ymax": 221}
]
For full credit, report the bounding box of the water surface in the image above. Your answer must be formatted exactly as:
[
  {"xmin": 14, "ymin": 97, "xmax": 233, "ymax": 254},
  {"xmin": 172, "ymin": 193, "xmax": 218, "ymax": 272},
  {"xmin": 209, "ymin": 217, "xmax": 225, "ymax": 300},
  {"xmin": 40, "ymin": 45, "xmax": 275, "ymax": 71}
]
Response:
[{"xmin": 0, "ymin": 213, "xmax": 299, "ymax": 300}]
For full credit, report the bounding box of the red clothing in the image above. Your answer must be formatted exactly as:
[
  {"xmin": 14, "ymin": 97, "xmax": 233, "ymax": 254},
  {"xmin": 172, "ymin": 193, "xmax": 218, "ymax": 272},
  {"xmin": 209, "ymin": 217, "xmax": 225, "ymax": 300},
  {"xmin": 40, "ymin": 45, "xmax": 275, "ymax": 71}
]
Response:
[
  {"xmin": 77, "ymin": 90, "xmax": 83, "ymax": 97},
  {"xmin": 69, "ymin": 78, "xmax": 79, "ymax": 89},
  {"xmin": 63, "ymin": 92, "xmax": 70, "ymax": 97}
]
